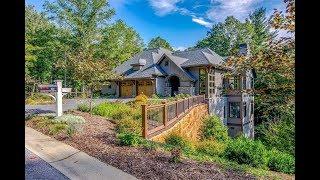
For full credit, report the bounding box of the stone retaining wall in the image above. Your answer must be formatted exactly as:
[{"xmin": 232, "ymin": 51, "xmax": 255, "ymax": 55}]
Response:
[{"xmin": 151, "ymin": 103, "xmax": 208, "ymax": 143}]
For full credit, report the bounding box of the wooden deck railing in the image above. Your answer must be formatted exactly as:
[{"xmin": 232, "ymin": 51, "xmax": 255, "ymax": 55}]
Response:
[{"xmin": 141, "ymin": 95, "xmax": 205, "ymax": 138}]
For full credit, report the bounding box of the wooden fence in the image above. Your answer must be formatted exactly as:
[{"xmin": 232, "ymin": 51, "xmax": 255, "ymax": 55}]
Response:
[{"xmin": 141, "ymin": 95, "xmax": 206, "ymax": 138}]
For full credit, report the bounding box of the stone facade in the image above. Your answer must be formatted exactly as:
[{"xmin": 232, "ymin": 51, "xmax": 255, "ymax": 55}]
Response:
[
  {"xmin": 178, "ymin": 86, "xmax": 195, "ymax": 95},
  {"xmin": 151, "ymin": 104, "xmax": 208, "ymax": 143}
]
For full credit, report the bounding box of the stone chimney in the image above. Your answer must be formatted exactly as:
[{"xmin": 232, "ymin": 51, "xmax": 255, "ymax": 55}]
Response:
[{"xmin": 238, "ymin": 43, "xmax": 251, "ymax": 56}]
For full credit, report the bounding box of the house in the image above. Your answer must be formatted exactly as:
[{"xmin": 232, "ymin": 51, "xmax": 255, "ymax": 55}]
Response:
[{"xmin": 103, "ymin": 44, "xmax": 255, "ymax": 138}]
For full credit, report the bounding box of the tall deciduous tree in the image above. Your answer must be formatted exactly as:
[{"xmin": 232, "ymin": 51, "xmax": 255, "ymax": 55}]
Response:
[
  {"xmin": 44, "ymin": 0, "xmax": 115, "ymax": 55},
  {"xmin": 147, "ymin": 36, "xmax": 173, "ymax": 50},
  {"xmin": 95, "ymin": 20, "xmax": 144, "ymax": 67}
]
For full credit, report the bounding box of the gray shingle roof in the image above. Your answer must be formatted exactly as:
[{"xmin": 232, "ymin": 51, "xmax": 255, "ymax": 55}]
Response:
[
  {"xmin": 173, "ymin": 48, "xmax": 225, "ymax": 67},
  {"xmin": 113, "ymin": 47, "xmax": 228, "ymax": 80}
]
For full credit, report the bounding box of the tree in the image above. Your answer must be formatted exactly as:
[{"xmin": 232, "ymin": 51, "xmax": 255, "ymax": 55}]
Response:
[
  {"xmin": 68, "ymin": 52, "xmax": 119, "ymax": 111},
  {"xmin": 147, "ymin": 36, "xmax": 173, "ymax": 50},
  {"xmin": 249, "ymin": 7, "xmax": 277, "ymax": 55},
  {"xmin": 44, "ymin": 0, "xmax": 115, "ymax": 55},
  {"xmin": 25, "ymin": 5, "xmax": 67, "ymax": 84},
  {"xmin": 225, "ymin": 0, "xmax": 295, "ymax": 124},
  {"xmin": 195, "ymin": 16, "xmax": 254, "ymax": 56},
  {"xmin": 95, "ymin": 20, "xmax": 144, "ymax": 67}
]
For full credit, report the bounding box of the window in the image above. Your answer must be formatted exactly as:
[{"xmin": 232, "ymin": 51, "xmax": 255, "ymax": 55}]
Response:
[
  {"xmin": 229, "ymin": 102, "xmax": 240, "ymax": 118},
  {"xmin": 242, "ymin": 77, "xmax": 247, "ymax": 89},
  {"xmin": 164, "ymin": 60, "xmax": 169, "ymax": 66},
  {"xmin": 223, "ymin": 106, "xmax": 226, "ymax": 118},
  {"xmin": 243, "ymin": 102, "xmax": 247, "ymax": 117},
  {"xmin": 199, "ymin": 68, "xmax": 206, "ymax": 95}
]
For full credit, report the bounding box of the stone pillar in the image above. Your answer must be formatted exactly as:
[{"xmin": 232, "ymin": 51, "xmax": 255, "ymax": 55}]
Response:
[{"xmin": 54, "ymin": 80, "xmax": 63, "ymax": 117}]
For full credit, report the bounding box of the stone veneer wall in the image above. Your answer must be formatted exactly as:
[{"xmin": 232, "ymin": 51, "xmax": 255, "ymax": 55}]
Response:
[
  {"xmin": 164, "ymin": 87, "xmax": 172, "ymax": 97},
  {"xmin": 151, "ymin": 103, "xmax": 208, "ymax": 143},
  {"xmin": 178, "ymin": 87, "xmax": 195, "ymax": 95}
]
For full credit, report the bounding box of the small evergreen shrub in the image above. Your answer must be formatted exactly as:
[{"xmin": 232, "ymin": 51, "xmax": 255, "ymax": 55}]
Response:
[
  {"xmin": 196, "ymin": 140, "xmax": 226, "ymax": 157},
  {"xmin": 201, "ymin": 115, "xmax": 229, "ymax": 142},
  {"xmin": 115, "ymin": 118, "xmax": 142, "ymax": 135},
  {"xmin": 224, "ymin": 136, "xmax": 268, "ymax": 168},
  {"xmin": 117, "ymin": 132, "xmax": 142, "ymax": 146},
  {"xmin": 77, "ymin": 103, "xmax": 90, "ymax": 112},
  {"xmin": 267, "ymin": 149, "xmax": 295, "ymax": 174}
]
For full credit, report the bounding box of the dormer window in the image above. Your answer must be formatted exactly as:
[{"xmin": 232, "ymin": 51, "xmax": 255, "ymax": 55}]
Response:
[{"xmin": 164, "ymin": 60, "xmax": 169, "ymax": 66}]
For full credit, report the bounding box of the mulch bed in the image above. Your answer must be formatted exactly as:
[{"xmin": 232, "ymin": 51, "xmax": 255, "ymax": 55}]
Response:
[{"xmin": 26, "ymin": 111, "xmax": 256, "ymax": 180}]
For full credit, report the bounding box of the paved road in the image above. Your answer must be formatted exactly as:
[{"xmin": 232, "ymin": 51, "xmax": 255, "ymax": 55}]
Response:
[
  {"xmin": 25, "ymin": 148, "xmax": 69, "ymax": 180},
  {"xmin": 25, "ymin": 98, "xmax": 133, "ymax": 117}
]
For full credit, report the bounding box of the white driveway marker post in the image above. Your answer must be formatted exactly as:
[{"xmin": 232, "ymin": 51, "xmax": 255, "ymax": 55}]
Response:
[{"xmin": 55, "ymin": 80, "xmax": 63, "ymax": 117}]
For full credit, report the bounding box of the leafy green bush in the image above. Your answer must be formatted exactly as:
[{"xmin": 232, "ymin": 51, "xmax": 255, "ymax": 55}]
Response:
[
  {"xmin": 77, "ymin": 103, "xmax": 90, "ymax": 112},
  {"xmin": 267, "ymin": 149, "xmax": 295, "ymax": 174},
  {"xmin": 117, "ymin": 132, "xmax": 141, "ymax": 146},
  {"xmin": 224, "ymin": 136, "xmax": 268, "ymax": 168},
  {"xmin": 92, "ymin": 102, "xmax": 132, "ymax": 120},
  {"xmin": 201, "ymin": 115, "xmax": 229, "ymax": 142},
  {"xmin": 256, "ymin": 118, "xmax": 295, "ymax": 156},
  {"xmin": 115, "ymin": 118, "xmax": 141, "ymax": 135},
  {"xmin": 196, "ymin": 140, "xmax": 226, "ymax": 157},
  {"xmin": 165, "ymin": 133, "xmax": 192, "ymax": 150}
]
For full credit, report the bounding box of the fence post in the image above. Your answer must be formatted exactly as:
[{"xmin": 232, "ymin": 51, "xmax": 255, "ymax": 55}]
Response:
[
  {"xmin": 175, "ymin": 101, "xmax": 178, "ymax": 118},
  {"xmin": 142, "ymin": 104, "xmax": 148, "ymax": 138},
  {"xmin": 162, "ymin": 101, "xmax": 167, "ymax": 127}
]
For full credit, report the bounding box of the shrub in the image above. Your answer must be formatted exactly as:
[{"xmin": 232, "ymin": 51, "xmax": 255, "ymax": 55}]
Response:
[
  {"xmin": 224, "ymin": 136, "xmax": 268, "ymax": 168},
  {"xmin": 115, "ymin": 118, "xmax": 142, "ymax": 135},
  {"xmin": 165, "ymin": 133, "xmax": 192, "ymax": 150},
  {"xmin": 256, "ymin": 118, "xmax": 295, "ymax": 156},
  {"xmin": 267, "ymin": 149, "xmax": 295, "ymax": 174},
  {"xmin": 92, "ymin": 102, "xmax": 132, "ymax": 120},
  {"xmin": 196, "ymin": 140, "xmax": 226, "ymax": 157},
  {"xmin": 54, "ymin": 114, "xmax": 86, "ymax": 132},
  {"xmin": 117, "ymin": 132, "xmax": 141, "ymax": 146},
  {"xmin": 48, "ymin": 123, "xmax": 69, "ymax": 135},
  {"xmin": 77, "ymin": 103, "xmax": 90, "ymax": 112},
  {"xmin": 135, "ymin": 93, "xmax": 148, "ymax": 104},
  {"xmin": 25, "ymin": 93, "xmax": 55, "ymax": 105},
  {"xmin": 201, "ymin": 115, "xmax": 229, "ymax": 142},
  {"xmin": 175, "ymin": 93, "xmax": 190, "ymax": 99},
  {"xmin": 140, "ymin": 139, "xmax": 158, "ymax": 151}
]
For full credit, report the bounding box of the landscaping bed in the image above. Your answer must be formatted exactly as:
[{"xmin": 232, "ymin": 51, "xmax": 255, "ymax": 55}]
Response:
[{"xmin": 26, "ymin": 111, "xmax": 256, "ymax": 180}]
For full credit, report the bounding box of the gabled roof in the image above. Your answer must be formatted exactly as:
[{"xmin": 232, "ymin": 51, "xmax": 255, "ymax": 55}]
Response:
[
  {"xmin": 113, "ymin": 47, "xmax": 229, "ymax": 81},
  {"xmin": 173, "ymin": 48, "xmax": 225, "ymax": 68},
  {"xmin": 114, "ymin": 48, "xmax": 167, "ymax": 80}
]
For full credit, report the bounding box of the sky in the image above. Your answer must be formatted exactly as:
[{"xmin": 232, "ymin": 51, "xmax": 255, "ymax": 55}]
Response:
[{"xmin": 25, "ymin": 0, "xmax": 286, "ymax": 50}]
